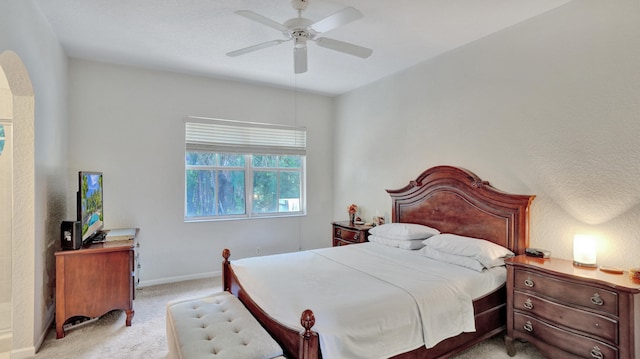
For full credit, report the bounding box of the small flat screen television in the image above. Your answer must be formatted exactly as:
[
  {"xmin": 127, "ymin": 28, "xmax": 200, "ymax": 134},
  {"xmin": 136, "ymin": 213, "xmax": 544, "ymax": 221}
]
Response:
[{"xmin": 77, "ymin": 171, "xmax": 104, "ymax": 243}]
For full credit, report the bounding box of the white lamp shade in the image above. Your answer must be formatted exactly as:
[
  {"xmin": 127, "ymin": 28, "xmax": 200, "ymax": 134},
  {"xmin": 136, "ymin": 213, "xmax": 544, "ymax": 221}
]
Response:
[{"xmin": 573, "ymin": 234, "xmax": 597, "ymax": 267}]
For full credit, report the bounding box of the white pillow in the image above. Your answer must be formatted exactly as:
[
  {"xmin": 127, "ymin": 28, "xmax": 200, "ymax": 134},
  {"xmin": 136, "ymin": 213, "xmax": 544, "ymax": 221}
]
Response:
[
  {"xmin": 418, "ymin": 246, "xmax": 486, "ymax": 272},
  {"xmin": 369, "ymin": 223, "xmax": 440, "ymax": 241},
  {"xmin": 368, "ymin": 235, "xmax": 425, "ymax": 250},
  {"xmin": 422, "ymin": 233, "xmax": 514, "ymax": 268}
]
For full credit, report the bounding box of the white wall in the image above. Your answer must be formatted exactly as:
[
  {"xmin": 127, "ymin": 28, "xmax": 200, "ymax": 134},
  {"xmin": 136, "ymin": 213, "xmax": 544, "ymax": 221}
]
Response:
[
  {"xmin": 68, "ymin": 59, "xmax": 334, "ymax": 285},
  {"xmin": 0, "ymin": 0, "xmax": 69, "ymax": 356},
  {"xmin": 334, "ymin": 0, "xmax": 640, "ymax": 269}
]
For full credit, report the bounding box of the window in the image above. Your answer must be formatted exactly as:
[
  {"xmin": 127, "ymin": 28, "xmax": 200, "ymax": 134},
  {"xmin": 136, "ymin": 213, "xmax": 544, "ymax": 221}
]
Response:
[{"xmin": 185, "ymin": 117, "xmax": 306, "ymax": 221}]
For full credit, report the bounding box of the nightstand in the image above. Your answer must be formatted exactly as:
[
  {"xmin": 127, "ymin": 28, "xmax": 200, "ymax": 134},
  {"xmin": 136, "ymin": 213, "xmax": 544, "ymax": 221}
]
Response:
[
  {"xmin": 505, "ymin": 255, "xmax": 640, "ymax": 359},
  {"xmin": 332, "ymin": 221, "xmax": 372, "ymax": 246}
]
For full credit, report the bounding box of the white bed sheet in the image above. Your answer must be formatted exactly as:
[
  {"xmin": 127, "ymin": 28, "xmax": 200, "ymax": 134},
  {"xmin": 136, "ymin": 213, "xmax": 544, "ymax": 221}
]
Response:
[{"xmin": 231, "ymin": 242, "xmax": 506, "ymax": 359}]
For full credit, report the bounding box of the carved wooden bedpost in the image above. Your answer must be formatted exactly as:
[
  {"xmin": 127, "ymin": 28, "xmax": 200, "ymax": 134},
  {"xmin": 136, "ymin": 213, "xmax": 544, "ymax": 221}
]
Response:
[
  {"xmin": 221, "ymin": 248, "xmax": 320, "ymax": 359},
  {"xmin": 222, "ymin": 248, "xmax": 231, "ymax": 292},
  {"xmin": 299, "ymin": 309, "xmax": 319, "ymax": 359}
]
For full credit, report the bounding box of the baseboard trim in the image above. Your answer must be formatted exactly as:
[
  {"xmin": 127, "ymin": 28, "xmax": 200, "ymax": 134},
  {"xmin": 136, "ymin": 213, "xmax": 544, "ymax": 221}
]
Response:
[
  {"xmin": 10, "ymin": 345, "xmax": 35, "ymax": 359},
  {"xmin": 34, "ymin": 303, "xmax": 55, "ymax": 352},
  {"xmin": 0, "ymin": 331, "xmax": 11, "ymax": 353},
  {"xmin": 137, "ymin": 270, "xmax": 221, "ymax": 288}
]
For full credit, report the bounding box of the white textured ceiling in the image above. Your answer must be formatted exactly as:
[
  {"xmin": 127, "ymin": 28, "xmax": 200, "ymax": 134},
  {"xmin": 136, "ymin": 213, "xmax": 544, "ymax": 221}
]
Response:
[{"xmin": 34, "ymin": 0, "xmax": 571, "ymax": 96}]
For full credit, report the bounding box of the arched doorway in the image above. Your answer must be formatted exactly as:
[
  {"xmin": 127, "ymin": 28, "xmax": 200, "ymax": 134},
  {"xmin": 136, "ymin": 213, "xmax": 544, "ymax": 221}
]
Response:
[
  {"xmin": 0, "ymin": 54, "xmax": 14, "ymax": 354},
  {"xmin": 0, "ymin": 50, "xmax": 35, "ymax": 357}
]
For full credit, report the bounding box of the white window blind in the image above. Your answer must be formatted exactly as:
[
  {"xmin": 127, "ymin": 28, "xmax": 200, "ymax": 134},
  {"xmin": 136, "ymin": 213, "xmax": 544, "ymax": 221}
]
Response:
[{"xmin": 185, "ymin": 117, "xmax": 306, "ymax": 155}]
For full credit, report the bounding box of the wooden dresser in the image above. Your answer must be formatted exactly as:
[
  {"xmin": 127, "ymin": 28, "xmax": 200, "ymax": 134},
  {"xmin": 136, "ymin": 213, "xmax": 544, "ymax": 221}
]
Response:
[
  {"xmin": 331, "ymin": 221, "xmax": 372, "ymax": 246},
  {"xmin": 55, "ymin": 234, "xmax": 138, "ymax": 339},
  {"xmin": 505, "ymin": 255, "xmax": 640, "ymax": 359}
]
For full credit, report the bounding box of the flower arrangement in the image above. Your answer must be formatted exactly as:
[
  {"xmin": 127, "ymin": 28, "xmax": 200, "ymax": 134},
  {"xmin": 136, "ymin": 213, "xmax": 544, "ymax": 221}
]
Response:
[{"xmin": 347, "ymin": 204, "xmax": 358, "ymax": 223}]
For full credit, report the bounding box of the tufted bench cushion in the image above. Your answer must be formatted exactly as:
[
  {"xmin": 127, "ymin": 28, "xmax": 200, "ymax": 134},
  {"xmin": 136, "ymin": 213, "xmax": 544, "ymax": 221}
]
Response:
[{"xmin": 166, "ymin": 291, "xmax": 285, "ymax": 359}]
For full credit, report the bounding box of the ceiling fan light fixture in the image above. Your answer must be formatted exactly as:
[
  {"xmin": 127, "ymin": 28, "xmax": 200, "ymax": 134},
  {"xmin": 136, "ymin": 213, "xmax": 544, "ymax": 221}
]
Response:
[{"xmin": 294, "ymin": 46, "xmax": 307, "ymax": 74}]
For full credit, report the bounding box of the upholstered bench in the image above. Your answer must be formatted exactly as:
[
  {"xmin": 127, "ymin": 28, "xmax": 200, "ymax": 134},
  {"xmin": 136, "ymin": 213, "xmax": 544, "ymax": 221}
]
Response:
[{"xmin": 166, "ymin": 291, "xmax": 285, "ymax": 359}]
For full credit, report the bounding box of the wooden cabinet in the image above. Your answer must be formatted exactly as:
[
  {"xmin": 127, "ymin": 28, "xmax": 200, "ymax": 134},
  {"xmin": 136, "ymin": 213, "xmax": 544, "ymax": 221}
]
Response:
[
  {"xmin": 55, "ymin": 236, "xmax": 138, "ymax": 338},
  {"xmin": 505, "ymin": 255, "xmax": 640, "ymax": 359},
  {"xmin": 332, "ymin": 221, "xmax": 372, "ymax": 246}
]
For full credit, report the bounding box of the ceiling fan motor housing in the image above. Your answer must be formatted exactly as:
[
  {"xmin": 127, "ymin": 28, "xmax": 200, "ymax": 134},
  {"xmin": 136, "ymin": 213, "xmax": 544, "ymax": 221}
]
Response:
[
  {"xmin": 283, "ymin": 17, "xmax": 315, "ymax": 43},
  {"xmin": 292, "ymin": 30, "xmax": 309, "ymax": 47}
]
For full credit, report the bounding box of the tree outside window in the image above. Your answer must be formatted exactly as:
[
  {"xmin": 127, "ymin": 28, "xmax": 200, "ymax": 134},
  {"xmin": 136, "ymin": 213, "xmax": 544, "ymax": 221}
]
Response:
[
  {"xmin": 186, "ymin": 153, "xmax": 304, "ymax": 220},
  {"xmin": 185, "ymin": 118, "xmax": 306, "ymax": 221}
]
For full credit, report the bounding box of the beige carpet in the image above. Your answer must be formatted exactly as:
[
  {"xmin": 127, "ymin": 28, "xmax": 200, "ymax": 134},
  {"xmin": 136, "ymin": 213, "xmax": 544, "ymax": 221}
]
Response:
[{"xmin": 36, "ymin": 277, "xmax": 545, "ymax": 359}]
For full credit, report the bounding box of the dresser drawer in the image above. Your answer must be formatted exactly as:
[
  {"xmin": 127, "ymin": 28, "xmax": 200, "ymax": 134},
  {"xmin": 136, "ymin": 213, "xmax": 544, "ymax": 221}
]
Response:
[
  {"xmin": 513, "ymin": 290, "xmax": 618, "ymax": 344},
  {"xmin": 514, "ymin": 269, "xmax": 618, "ymax": 315},
  {"xmin": 513, "ymin": 312, "xmax": 618, "ymax": 359},
  {"xmin": 333, "ymin": 238, "xmax": 352, "ymax": 246},
  {"xmin": 334, "ymin": 227, "xmax": 365, "ymax": 243}
]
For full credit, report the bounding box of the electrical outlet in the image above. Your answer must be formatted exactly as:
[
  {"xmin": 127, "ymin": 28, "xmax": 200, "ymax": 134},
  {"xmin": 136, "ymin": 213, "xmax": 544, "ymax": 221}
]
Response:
[{"xmin": 256, "ymin": 247, "xmax": 261, "ymax": 255}]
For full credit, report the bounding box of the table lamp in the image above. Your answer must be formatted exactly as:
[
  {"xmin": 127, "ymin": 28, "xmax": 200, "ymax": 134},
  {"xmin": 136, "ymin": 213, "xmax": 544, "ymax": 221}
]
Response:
[{"xmin": 573, "ymin": 234, "xmax": 597, "ymax": 267}]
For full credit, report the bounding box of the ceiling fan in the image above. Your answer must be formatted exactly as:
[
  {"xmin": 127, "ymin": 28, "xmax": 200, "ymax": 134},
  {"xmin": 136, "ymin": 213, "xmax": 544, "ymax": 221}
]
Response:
[{"xmin": 227, "ymin": 0, "xmax": 373, "ymax": 74}]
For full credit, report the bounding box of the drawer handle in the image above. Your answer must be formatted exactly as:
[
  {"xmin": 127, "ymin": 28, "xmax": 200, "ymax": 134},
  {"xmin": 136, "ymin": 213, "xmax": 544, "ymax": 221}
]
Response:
[
  {"xmin": 336, "ymin": 229, "xmax": 341, "ymax": 237},
  {"xmin": 354, "ymin": 233, "xmax": 359, "ymax": 240},
  {"xmin": 524, "ymin": 278, "xmax": 535, "ymax": 287},
  {"xmin": 590, "ymin": 346, "xmax": 603, "ymax": 359},
  {"xmin": 591, "ymin": 293, "xmax": 604, "ymax": 306},
  {"xmin": 523, "ymin": 321, "xmax": 533, "ymax": 332},
  {"xmin": 523, "ymin": 298, "xmax": 533, "ymax": 310}
]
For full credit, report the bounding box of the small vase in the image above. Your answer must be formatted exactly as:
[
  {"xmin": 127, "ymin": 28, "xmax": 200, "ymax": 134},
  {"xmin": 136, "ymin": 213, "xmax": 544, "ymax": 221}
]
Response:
[{"xmin": 349, "ymin": 213, "xmax": 355, "ymax": 223}]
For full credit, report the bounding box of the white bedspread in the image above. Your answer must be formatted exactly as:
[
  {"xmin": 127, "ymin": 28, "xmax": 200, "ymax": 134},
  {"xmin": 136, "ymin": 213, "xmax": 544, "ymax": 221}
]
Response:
[{"xmin": 231, "ymin": 242, "xmax": 506, "ymax": 359}]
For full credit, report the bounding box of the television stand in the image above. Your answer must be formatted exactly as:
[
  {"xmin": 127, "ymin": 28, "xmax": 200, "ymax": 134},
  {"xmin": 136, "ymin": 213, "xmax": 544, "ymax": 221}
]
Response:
[{"xmin": 55, "ymin": 229, "xmax": 139, "ymax": 339}]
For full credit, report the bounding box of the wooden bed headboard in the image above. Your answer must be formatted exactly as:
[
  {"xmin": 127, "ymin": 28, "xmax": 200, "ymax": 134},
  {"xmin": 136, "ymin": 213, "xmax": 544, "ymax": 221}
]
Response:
[{"xmin": 386, "ymin": 166, "xmax": 535, "ymax": 255}]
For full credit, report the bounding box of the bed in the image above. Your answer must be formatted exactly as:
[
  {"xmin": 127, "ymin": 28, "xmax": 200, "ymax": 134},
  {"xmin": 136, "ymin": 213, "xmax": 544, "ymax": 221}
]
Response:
[{"xmin": 222, "ymin": 165, "xmax": 534, "ymax": 359}]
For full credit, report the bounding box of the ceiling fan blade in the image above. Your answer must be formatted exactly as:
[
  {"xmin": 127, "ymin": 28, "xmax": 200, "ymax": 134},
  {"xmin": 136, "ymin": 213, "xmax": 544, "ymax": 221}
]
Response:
[
  {"xmin": 226, "ymin": 39, "xmax": 287, "ymax": 57},
  {"xmin": 294, "ymin": 46, "xmax": 308, "ymax": 74},
  {"xmin": 235, "ymin": 10, "xmax": 288, "ymax": 33},
  {"xmin": 314, "ymin": 37, "xmax": 373, "ymax": 58},
  {"xmin": 310, "ymin": 7, "xmax": 363, "ymax": 33}
]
